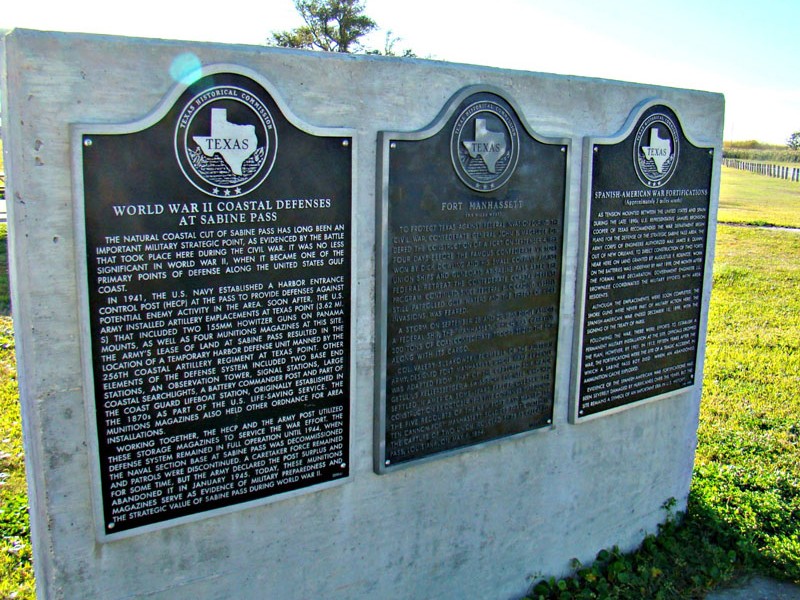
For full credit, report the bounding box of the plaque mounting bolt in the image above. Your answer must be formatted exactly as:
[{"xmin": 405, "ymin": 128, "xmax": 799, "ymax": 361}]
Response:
[
  {"xmin": 593, "ymin": 146, "xmax": 598, "ymax": 153},
  {"xmin": 84, "ymin": 138, "xmax": 93, "ymax": 147},
  {"xmin": 390, "ymin": 142, "xmax": 397, "ymax": 149},
  {"xmin": 340, "ymin": 463, "xmax": 347, "ymax": 469},
  {"xmin": 385, "ymin": 459, "xmax": 391, "ymax": 466},
  {"xmin": 342, "ymin": 139, "xmax": 350, "ymax": 147},
  {"xmin": 561, "ymin": 146, "xmax": 566, "ymax": 152},
  {"xmin": 107, "ymin": 522, "xmax": 115, "ymax": 529}
]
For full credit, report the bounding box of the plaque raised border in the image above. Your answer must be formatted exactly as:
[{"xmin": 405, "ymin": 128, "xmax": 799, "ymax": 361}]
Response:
[
  {"xmin": 72, "ymin": 64, "xmax": 356, "ymax": 540},
  {"xmin": 570, "ymin": 99, "xmax": 716, "ymax": 423},
  {"xmin": 375, "ymin": 85, "xmax": 570, "ymax": 473}
]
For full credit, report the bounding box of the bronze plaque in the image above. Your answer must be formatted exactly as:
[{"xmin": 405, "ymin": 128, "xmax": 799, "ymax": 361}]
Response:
[
  {"xmin": 376, "ymin": 88, "xmax": 567, "ymax": 471},
  {"xmin": 576, "ymin": 103, "xmax": 713, "ymax": 419},
  {"xmin": 78, "ymin": 68, "xmax": 352, "ymax": 535}
]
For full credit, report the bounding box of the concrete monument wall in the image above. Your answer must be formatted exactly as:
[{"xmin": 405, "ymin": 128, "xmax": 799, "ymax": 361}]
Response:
[{"xmin": 0, "ymin": 29, "xmax": 722, "ymax": 599}]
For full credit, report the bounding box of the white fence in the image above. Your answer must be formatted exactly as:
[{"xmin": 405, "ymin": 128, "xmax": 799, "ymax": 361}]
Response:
[{"xmin": 723, "ymin": 158, "xmax": 800, "ymax": 182}]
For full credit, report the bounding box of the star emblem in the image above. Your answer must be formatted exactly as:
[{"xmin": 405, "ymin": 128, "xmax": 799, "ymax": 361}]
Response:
[
  {"xmin": 450, "ymin": 97, "xmax": 519, "ymax": 192},
  {"xmin": 462, "ymin": 118, "xmax": 507, "ymax": 173}
]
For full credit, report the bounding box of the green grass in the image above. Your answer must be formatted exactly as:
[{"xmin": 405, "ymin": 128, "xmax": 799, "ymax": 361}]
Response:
[
  {"xmin": 0, "ymin": 316, "xmax": 33, "ymax": 600},
  {"xmin": 0, "ymin": 222, "xmax": 33, "ymax": 599},
  {"xmin": 695, "ymin": 225, "xmax": 800, "ymax": 580},
  {"xmin": 718, "ymin": 165, "xmax": 800, "ymax": 228}
]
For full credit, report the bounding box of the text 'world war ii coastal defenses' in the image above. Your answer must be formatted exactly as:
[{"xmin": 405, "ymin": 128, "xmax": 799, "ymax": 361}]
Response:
[
  {"xmin": 78, "ymin": 69, "xmax": 352, "ymax": 534},
  {"xmin": 376, "ymin": 88, "xmax": 567, "ymax": 471},
  {"xmin": 576, "ymin": 103, "xmax": 713, "ymax": 419}
]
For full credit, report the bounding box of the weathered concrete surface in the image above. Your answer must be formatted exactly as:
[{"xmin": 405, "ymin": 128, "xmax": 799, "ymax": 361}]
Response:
[
  {"xmin": 707, "ymin": 576, "xmax": 800, "ymax": 600},
  {"xmin": 1, "ymin": 28, "xmax": 723, "ymax": 600}
]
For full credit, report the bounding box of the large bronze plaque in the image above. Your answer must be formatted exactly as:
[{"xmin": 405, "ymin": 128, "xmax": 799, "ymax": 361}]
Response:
[
  {"xmin": 575, "ymin": 103, "xmax": 713, "ymax": 419},
  {"xmin": 376, "ymin": 88, "xmax": 567, "ymax": 471},
  {"xmin": 77, "ymin": 68, "xmax": 352, "ymax": 535}
]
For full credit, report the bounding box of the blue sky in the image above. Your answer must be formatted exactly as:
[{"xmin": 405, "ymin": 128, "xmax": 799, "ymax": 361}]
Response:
[{"xmin": 3, "ymin": 0, "xmax": 798, "ymax": 143}]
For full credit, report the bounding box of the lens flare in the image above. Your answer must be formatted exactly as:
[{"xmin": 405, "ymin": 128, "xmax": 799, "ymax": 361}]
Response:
[{"xmin": 169, "ymin": 53, "xmax": 203, "ymax": 85}]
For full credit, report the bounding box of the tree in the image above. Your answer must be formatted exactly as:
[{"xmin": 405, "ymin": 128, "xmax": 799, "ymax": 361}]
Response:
[
  {"xmin": 365, "ymin": 31, "xmax": 417, "ymax": 58},
  {"xmin": 270, "ymin": 0, "xmax": 377, "ymax": 53},
  {"xmin": 787, "ymin": 132, "xmax": 800, "ymax": 151}
]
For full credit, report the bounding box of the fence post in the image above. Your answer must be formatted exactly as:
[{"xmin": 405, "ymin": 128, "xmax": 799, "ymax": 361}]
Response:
[{"xmin": 724, "ymin": 161, "xmax": 800, "ymax": 182}]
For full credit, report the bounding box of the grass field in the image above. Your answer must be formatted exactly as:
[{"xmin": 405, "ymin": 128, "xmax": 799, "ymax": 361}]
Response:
[
  {"xmin": 0, "ymin": 222, "xmax": 33, "ymax": 599},
  {"xmin": 0, "ymin": 167, "xmax": 798, "ymax": 598},
  {"xmin": 0, "ymin": 314, "xmax": 32, "ymax": 600},
  {"xmin": 717, "ymin": 165, "xmax": 800, "ymax": 227},
  {"xmin": 697, "ymin": 224, "xmax": 800, "ymax": 578}
]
